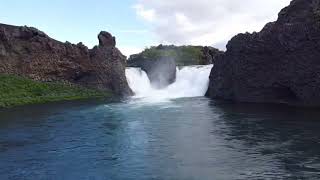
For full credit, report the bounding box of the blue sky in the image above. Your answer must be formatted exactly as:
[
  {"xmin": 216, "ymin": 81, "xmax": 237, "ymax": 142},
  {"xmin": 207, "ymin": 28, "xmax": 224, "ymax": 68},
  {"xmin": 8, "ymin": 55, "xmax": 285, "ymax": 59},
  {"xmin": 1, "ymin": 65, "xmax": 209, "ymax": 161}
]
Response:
[{"xmin": 0, "ymin": 0, "xmax": 291, "ymax": 56}]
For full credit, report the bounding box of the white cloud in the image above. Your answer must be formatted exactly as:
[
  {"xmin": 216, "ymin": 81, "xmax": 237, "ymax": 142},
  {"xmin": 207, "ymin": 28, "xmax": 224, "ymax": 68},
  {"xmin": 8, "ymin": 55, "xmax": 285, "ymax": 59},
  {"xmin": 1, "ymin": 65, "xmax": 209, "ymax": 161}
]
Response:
[
  {"xmin": 133, "ymin": 0, "xmax": 291, "ymax": 49},
  {"xmin": 133, "ymin": 4, "xmax": 156, "ymax": 22},
  {"xmin": 118, "ymin": 45, "xmax": 144, "ymax": 57}
]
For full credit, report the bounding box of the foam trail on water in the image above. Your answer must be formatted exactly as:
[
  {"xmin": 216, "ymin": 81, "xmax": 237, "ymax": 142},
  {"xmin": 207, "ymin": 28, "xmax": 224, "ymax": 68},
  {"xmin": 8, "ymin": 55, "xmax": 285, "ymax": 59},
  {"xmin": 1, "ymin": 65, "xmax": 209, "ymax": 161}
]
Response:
[{"xmin": 126, "ymin": 65, "xmax": 213, "ymax": 102}]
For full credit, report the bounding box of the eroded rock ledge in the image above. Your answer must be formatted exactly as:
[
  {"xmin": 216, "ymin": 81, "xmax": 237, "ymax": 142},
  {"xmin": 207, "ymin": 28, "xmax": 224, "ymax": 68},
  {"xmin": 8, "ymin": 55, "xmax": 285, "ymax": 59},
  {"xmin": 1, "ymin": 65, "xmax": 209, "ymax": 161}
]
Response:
[
  {"xmin": 0, "ymin": 23, "xmax": 132, "ymax": 96},
  {"xmin": 206, "ymin": 0, "xmax": 320, "ymax": 106}
]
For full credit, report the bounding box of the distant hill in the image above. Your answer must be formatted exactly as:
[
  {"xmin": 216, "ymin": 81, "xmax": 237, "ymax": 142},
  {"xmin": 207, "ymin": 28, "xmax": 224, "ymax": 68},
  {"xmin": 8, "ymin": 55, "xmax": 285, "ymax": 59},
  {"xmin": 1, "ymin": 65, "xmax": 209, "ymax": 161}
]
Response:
[{"xmin": 127, "ymin": 45, "xmax": 223, "ymax": 66}]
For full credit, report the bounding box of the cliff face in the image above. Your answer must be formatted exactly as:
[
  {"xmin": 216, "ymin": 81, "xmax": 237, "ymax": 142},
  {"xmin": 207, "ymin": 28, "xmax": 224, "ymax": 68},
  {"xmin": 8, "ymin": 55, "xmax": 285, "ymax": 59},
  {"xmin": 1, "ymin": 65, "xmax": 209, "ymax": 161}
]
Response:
[
  {"xmin": 206, "ymin": 0, "xmax": 320, "ymax": 106},
  {"xmin": 128, "ymin": 55, "xmax": 177, "ymax": 89},
  {"xmin": 201, "ymin": 46, "xmax": 224, "ymax": 65},
  {"xmin": 0, "ymin": 24, "xmax": 132, "ymax": 96}
]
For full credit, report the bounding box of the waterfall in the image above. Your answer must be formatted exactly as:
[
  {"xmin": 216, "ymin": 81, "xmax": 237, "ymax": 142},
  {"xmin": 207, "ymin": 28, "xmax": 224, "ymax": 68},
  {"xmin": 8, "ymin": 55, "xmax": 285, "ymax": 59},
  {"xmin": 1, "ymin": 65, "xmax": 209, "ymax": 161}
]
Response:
[{"xmin": 125, "ymin": 65, "xmax": 213, "ymax": 101}]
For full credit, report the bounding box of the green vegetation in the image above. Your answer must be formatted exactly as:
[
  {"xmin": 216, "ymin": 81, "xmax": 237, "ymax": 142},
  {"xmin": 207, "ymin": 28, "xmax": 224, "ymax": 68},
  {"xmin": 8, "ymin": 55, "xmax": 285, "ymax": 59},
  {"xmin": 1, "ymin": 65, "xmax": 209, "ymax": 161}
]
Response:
[
  {"xmin": 0, "ymin": 75, "xmax": 112, "ymax": 108},
  {"xmin": 132, "ymin": 45, "xmax": 204, "ymax": 66}
]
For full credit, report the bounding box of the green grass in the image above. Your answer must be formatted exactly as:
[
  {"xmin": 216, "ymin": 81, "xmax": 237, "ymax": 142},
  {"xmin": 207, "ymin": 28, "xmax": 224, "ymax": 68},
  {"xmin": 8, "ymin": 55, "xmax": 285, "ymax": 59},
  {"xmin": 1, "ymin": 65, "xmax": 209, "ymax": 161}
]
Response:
[
  {"xmin": 0, "ymin": 75, "xmax": 112, "ymax": 108},
  {"xmin": 131, "ymin": 45, "xmax": 203, "ymax": 66}
]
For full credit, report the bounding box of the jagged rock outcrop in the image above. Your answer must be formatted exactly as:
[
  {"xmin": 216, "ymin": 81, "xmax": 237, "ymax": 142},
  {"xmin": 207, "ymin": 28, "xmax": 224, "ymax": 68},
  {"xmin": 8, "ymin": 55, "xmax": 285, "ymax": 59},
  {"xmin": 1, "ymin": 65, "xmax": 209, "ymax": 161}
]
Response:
[
  {"xmin": 201, "ymin": 46, "xmax": 224, "ymax": 65},
  {"xmin": 206, "ymin": 0, "xmax": 320, "ymax": 106},
  {"xmin": 128, "ymin": 54, "xmax": 176, "ymax": 89},
  {"xmin": 0, "ymin": 23, "xmax": 132, "ymax": 96}
]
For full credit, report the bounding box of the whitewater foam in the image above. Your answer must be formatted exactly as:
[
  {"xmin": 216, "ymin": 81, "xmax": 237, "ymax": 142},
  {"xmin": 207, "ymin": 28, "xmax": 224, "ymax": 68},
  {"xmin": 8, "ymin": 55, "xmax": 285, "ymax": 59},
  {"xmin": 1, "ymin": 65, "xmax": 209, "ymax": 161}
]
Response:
[{"xmin": 126, "ymin": 65, "xmax": 213, "ymax": 102}]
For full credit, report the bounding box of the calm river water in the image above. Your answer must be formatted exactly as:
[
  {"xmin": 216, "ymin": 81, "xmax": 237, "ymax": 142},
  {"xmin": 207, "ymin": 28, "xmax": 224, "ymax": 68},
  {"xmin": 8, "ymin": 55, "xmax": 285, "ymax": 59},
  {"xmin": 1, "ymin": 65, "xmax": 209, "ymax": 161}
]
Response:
[{"xmin": 1, "ymin": 98, "xmax": 320, "ymax": 179}]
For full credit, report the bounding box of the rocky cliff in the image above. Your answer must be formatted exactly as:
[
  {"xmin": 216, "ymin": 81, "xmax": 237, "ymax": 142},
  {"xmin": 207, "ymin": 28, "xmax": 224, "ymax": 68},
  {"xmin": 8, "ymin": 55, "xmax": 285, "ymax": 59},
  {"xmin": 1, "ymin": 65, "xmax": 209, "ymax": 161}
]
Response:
[
  {"xmin": 0, "ymin": 23, "xmax": 132, "ymax": 96},
  {"xmin": 128, "ymin": 55, "xmax": 177, "ymax": 89},
  {"xmin": 206, "ymin": 0, "xmax": 320, "ymax": 106},
  {"xmin": 201, "ymin": 46, "xmax": 224, "ymax": 65}
]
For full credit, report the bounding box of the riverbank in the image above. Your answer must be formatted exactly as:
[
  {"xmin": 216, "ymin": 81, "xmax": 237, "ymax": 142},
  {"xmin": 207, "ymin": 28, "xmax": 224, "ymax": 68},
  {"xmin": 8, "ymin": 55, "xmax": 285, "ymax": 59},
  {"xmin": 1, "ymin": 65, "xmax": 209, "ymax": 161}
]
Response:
[{"xmin": 0, "ymin": 75, "xmax": 112, "ymax": 108}]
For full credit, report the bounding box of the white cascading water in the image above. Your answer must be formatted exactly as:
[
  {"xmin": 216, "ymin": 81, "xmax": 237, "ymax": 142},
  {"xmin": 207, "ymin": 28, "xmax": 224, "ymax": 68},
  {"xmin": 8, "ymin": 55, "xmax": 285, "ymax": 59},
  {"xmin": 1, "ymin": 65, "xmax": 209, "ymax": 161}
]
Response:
[{"xmin": 125, "ymin": 65, "xmax": 213, "ymax": 102}]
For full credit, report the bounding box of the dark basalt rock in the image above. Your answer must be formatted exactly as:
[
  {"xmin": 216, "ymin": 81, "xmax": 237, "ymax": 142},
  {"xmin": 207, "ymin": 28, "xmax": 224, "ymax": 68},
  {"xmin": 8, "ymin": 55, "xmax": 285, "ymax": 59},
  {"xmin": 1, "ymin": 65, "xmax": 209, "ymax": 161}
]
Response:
[
  {"xmin": 201, "ymin": 46, "xmax": 224, "ymax": 65},
  {"xmin": 206, "ymin": 0, "xmax": 320, "ymax": 106},
  {"xmin": 98, "ymin": 31, "xmax": 116, "ymax": 48},
  {"xmin": 128, "ymin": 54, "xmax": 176, "ymax": 89},
  {"xmin": 0, "ymin": 23, "xmax": 133, "ymax": 96}
]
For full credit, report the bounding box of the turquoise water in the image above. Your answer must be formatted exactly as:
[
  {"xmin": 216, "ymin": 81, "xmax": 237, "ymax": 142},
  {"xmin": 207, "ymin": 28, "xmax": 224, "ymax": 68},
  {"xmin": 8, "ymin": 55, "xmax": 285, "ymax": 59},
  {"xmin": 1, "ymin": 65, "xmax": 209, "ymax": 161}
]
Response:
[{"xmin": 1, "ymin": 98, "xmax": 320, "ymax": 179}]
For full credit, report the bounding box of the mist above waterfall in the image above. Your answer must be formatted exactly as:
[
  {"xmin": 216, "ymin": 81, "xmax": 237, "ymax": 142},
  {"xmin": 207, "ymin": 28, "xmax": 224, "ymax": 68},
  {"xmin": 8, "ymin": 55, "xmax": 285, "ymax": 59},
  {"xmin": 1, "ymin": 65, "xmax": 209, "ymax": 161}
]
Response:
[{"xmin": 126, "ymin": 65, "xmax": 213, "ymax": 102}]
